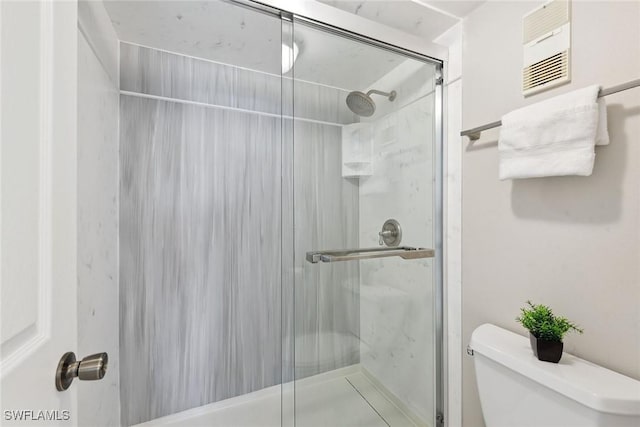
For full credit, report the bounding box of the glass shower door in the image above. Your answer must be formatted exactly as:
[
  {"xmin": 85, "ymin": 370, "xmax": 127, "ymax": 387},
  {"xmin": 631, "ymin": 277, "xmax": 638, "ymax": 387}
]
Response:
[{"xmin": 290, "ymin": 18, "xmax": 441, "ymax": 427}]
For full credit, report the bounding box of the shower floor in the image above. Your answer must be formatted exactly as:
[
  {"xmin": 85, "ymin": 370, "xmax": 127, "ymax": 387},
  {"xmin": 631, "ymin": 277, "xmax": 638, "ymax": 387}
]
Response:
[{"xmin": 134, "ymin": 365, "xmax": 427, "ymax": 427}]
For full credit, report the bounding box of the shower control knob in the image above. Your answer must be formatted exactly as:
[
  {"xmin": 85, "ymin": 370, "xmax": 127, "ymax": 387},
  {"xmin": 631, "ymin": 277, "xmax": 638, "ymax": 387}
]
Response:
[
  {"xmin": 378, "ymin": 219, "xmax": 402, "ymax": 247},
  {"xmin": 56, "ymin": 351, "xmax": 108, "ymax": 391}
]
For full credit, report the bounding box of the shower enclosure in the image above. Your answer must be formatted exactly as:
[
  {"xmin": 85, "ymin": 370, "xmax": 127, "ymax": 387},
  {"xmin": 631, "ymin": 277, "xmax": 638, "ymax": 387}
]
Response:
[
  {"xmin": 111, "ymin": 1, "xmax": 443, "ymax": 425},
  {"xmin": 1, "ymin": 1, "xmax": 442, "ymax": 426}
]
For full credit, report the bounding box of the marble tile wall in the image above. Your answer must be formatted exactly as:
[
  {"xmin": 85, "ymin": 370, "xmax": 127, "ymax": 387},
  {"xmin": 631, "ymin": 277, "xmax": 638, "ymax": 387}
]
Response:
[
  {"xmin": 120, "ymin": 43, "xmax": 357, "ymax": 125},
  {"xmin": 119, "ymin": 96, "xmax": 283, "ymax": 425},
  {"xmin": 291, "ymin": 120, "xmax": 360, "ymax": 380},
  {"xmin": 119, "ymin": 45, "xmax": 359, "ymax": 425},
  {"xmin": 358, "ymin": 93, "xmax": 436, "ymax": 423},
  {"xmin": 366, "ymin": 59, "xmax": 435, "ymax": 120},
  {"xmin": 77, "ymin": 7, "xmax": 121, "ymax": 426}
]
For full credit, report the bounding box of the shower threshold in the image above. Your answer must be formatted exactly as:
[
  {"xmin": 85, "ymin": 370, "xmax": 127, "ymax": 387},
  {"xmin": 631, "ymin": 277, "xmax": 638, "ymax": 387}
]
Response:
[{"xmin": 133, "ymin": 365, "xmax": 428, "ymax": 427}]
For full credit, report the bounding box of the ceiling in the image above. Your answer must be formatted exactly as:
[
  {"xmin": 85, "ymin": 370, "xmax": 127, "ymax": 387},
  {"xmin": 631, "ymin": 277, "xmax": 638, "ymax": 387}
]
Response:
[
  {"xmin": 319, "ymin": 1, "xmax": 484, "ymax": 39},
  {"xmin": 104, "ymin": 1, "xmax": 283, "ymax": 74},
  {"xmin": 421, "ymin": 1, "xmax": 485, "ymax": 18},
  {"xmin": 319, "ymin": 0, "xmax": 455, "ymax": 41},
  {"xmin": 103, "ymin": 1, "xmax": 480, "ymax": 90}
]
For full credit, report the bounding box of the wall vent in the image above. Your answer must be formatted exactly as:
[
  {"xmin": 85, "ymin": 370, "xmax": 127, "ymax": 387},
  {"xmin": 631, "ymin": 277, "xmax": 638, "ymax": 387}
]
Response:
[
  {"xmin": 523, "ymin": 51, "xmax": 569, "ymax": 93},
  {"xmin": 522, "ymin": 0, "xmax": 571, "ymax": 96}
]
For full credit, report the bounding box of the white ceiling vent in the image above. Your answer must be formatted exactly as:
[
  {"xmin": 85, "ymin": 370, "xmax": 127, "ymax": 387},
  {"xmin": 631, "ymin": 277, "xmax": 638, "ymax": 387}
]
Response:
[{"xmin": 522, "ymin": 0, "xmax": 571, "ymax": 96}]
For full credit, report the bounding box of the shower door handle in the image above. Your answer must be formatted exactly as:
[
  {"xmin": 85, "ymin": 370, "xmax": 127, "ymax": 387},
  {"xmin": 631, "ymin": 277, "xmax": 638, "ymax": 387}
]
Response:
[{"xmin": 306, "ymin": 246, "xmax": 434, "ymax": 263}]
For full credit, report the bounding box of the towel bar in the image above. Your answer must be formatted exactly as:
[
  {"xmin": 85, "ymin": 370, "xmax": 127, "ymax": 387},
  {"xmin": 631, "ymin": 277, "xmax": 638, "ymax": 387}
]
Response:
[{"xmin": 461, "ymin": 78, "xmax": 640, "ymax": 141}]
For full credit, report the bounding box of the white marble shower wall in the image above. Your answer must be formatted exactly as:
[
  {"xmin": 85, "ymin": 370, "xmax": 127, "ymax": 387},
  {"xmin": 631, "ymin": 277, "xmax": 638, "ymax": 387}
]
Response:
[
  {"xmin": 77, "ymin": 1, "xmax": 121, "ymax": 425},
  {"xmin": 357, "ymin": 63, "xmax": 436, "ymax": 423},
  {"xmin": 118, "ymin": 43, "xmax": 359, "ymax": 425}
]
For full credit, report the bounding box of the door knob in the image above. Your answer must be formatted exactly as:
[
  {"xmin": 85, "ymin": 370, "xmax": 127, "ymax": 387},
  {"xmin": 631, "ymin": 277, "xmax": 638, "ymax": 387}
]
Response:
[{"xmin": 55, "ymin": 352, "xmax": 108, "ymax": 391}]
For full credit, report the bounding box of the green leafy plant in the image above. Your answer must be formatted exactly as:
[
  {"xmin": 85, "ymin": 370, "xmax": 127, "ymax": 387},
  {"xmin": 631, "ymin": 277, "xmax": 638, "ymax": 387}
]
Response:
[{"xmin": 516, "ymin": 301, "xmax": 583, "ymax": 342}]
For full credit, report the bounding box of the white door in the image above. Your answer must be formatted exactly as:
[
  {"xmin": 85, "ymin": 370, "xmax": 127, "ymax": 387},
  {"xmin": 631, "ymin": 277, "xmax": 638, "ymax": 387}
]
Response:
[{"xmin": 1, "ymin": 0, "xmax": 78, "ymax": 425}]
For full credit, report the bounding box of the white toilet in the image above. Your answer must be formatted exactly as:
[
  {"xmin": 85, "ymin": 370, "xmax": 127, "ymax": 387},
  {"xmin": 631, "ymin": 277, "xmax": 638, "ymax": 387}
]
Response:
[{"xmin": 469, "ymin": 323, "xmax": 640, "ymax": 427}]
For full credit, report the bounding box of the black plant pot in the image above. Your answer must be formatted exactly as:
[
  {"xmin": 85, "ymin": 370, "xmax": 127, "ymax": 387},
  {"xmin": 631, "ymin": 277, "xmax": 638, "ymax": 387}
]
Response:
[{"xmin": 529, "ymin": 333, "xmax": 563, "ymax": 363}]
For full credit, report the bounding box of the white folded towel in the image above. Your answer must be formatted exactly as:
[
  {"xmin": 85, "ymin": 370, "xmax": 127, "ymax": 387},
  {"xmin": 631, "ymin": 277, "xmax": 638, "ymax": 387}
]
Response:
[{"xmin": 498, "ymin": 85, "xmax": 609, "ymax": 180}]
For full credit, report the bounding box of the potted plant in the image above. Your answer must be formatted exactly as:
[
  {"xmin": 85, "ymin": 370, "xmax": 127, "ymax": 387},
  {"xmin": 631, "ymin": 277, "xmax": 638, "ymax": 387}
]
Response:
[{"xmin": 516, "ymin": 300, "xmax": 583, "ymax": 363}]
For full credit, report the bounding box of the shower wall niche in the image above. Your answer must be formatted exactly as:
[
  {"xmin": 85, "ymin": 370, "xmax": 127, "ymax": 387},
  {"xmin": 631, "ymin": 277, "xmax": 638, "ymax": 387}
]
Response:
[{"xmin": 118, "ymin": 42, "xmax": 359, "ymax": 425}]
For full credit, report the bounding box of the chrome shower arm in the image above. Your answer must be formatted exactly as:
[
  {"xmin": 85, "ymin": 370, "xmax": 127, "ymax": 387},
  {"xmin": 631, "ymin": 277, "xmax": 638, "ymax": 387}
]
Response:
[{"xmin": 366, "ymin": 89, "xmax": 397, "ymax": 101}]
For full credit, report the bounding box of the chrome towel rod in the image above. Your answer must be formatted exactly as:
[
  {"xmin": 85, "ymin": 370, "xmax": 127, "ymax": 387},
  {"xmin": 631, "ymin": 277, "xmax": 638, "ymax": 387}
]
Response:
[
  {"xmin": 461, "ymin": 78, "xmax": 640, "ymax": 141},
  {"xmin": 306, "ymin": 246, "xmax": 435, "ymax": 263}
]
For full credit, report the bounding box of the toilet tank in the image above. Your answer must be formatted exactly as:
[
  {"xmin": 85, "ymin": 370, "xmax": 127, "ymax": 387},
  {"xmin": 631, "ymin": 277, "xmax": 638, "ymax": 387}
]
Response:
[{"xmin": 469, "ymin": 324, "xmax": 640, "ymax": 427}]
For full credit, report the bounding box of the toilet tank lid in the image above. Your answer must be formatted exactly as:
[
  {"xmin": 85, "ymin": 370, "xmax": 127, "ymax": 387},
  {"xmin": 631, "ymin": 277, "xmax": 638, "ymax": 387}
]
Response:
[{"xmin": 469, "ymin": 323, "xmax": 640, "ymax": 416}]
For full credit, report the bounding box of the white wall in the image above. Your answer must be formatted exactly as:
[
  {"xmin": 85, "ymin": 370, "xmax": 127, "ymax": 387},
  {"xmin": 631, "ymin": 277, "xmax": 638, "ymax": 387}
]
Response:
[
  {"xmin": 77, "ymin": 1, "xmax": 120, "ymax": 425},
  {"xmin": 461, "ymin": 1, "xmax": 640, "ymax": 426}
]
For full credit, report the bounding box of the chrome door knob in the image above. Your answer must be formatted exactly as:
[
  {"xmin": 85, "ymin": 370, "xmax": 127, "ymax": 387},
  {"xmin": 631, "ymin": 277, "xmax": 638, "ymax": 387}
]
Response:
[{"xmin": 56, "ymin": 352, "xmax": 108, "ymax": 391}]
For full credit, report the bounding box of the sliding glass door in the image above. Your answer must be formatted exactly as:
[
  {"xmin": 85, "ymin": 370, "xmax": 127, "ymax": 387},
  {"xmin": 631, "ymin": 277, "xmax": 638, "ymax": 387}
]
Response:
[{"xmin": 289, "ymin": 17, "xmax": 442, "ymax": 427}]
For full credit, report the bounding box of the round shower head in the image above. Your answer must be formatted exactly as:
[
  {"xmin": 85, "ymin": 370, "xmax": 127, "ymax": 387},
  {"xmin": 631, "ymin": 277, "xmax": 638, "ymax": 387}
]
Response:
[
  {"xmin": 345, "ymin": 89, "xmax": 397, "ymax": 117},
  {"xmin": 346, "ymin": 91, "xmax": 376, "ymax": 117}
]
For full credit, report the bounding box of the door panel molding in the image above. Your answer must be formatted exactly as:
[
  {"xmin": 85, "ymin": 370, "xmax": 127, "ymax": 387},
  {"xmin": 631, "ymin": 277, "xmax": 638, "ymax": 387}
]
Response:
[
  {"xmin": 1, "ymin": 0, "xmax": 54, "ymax": 376},
  {"xmin": 1, "ymin": 1, "xmax": 77, "ymax": 422}
]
